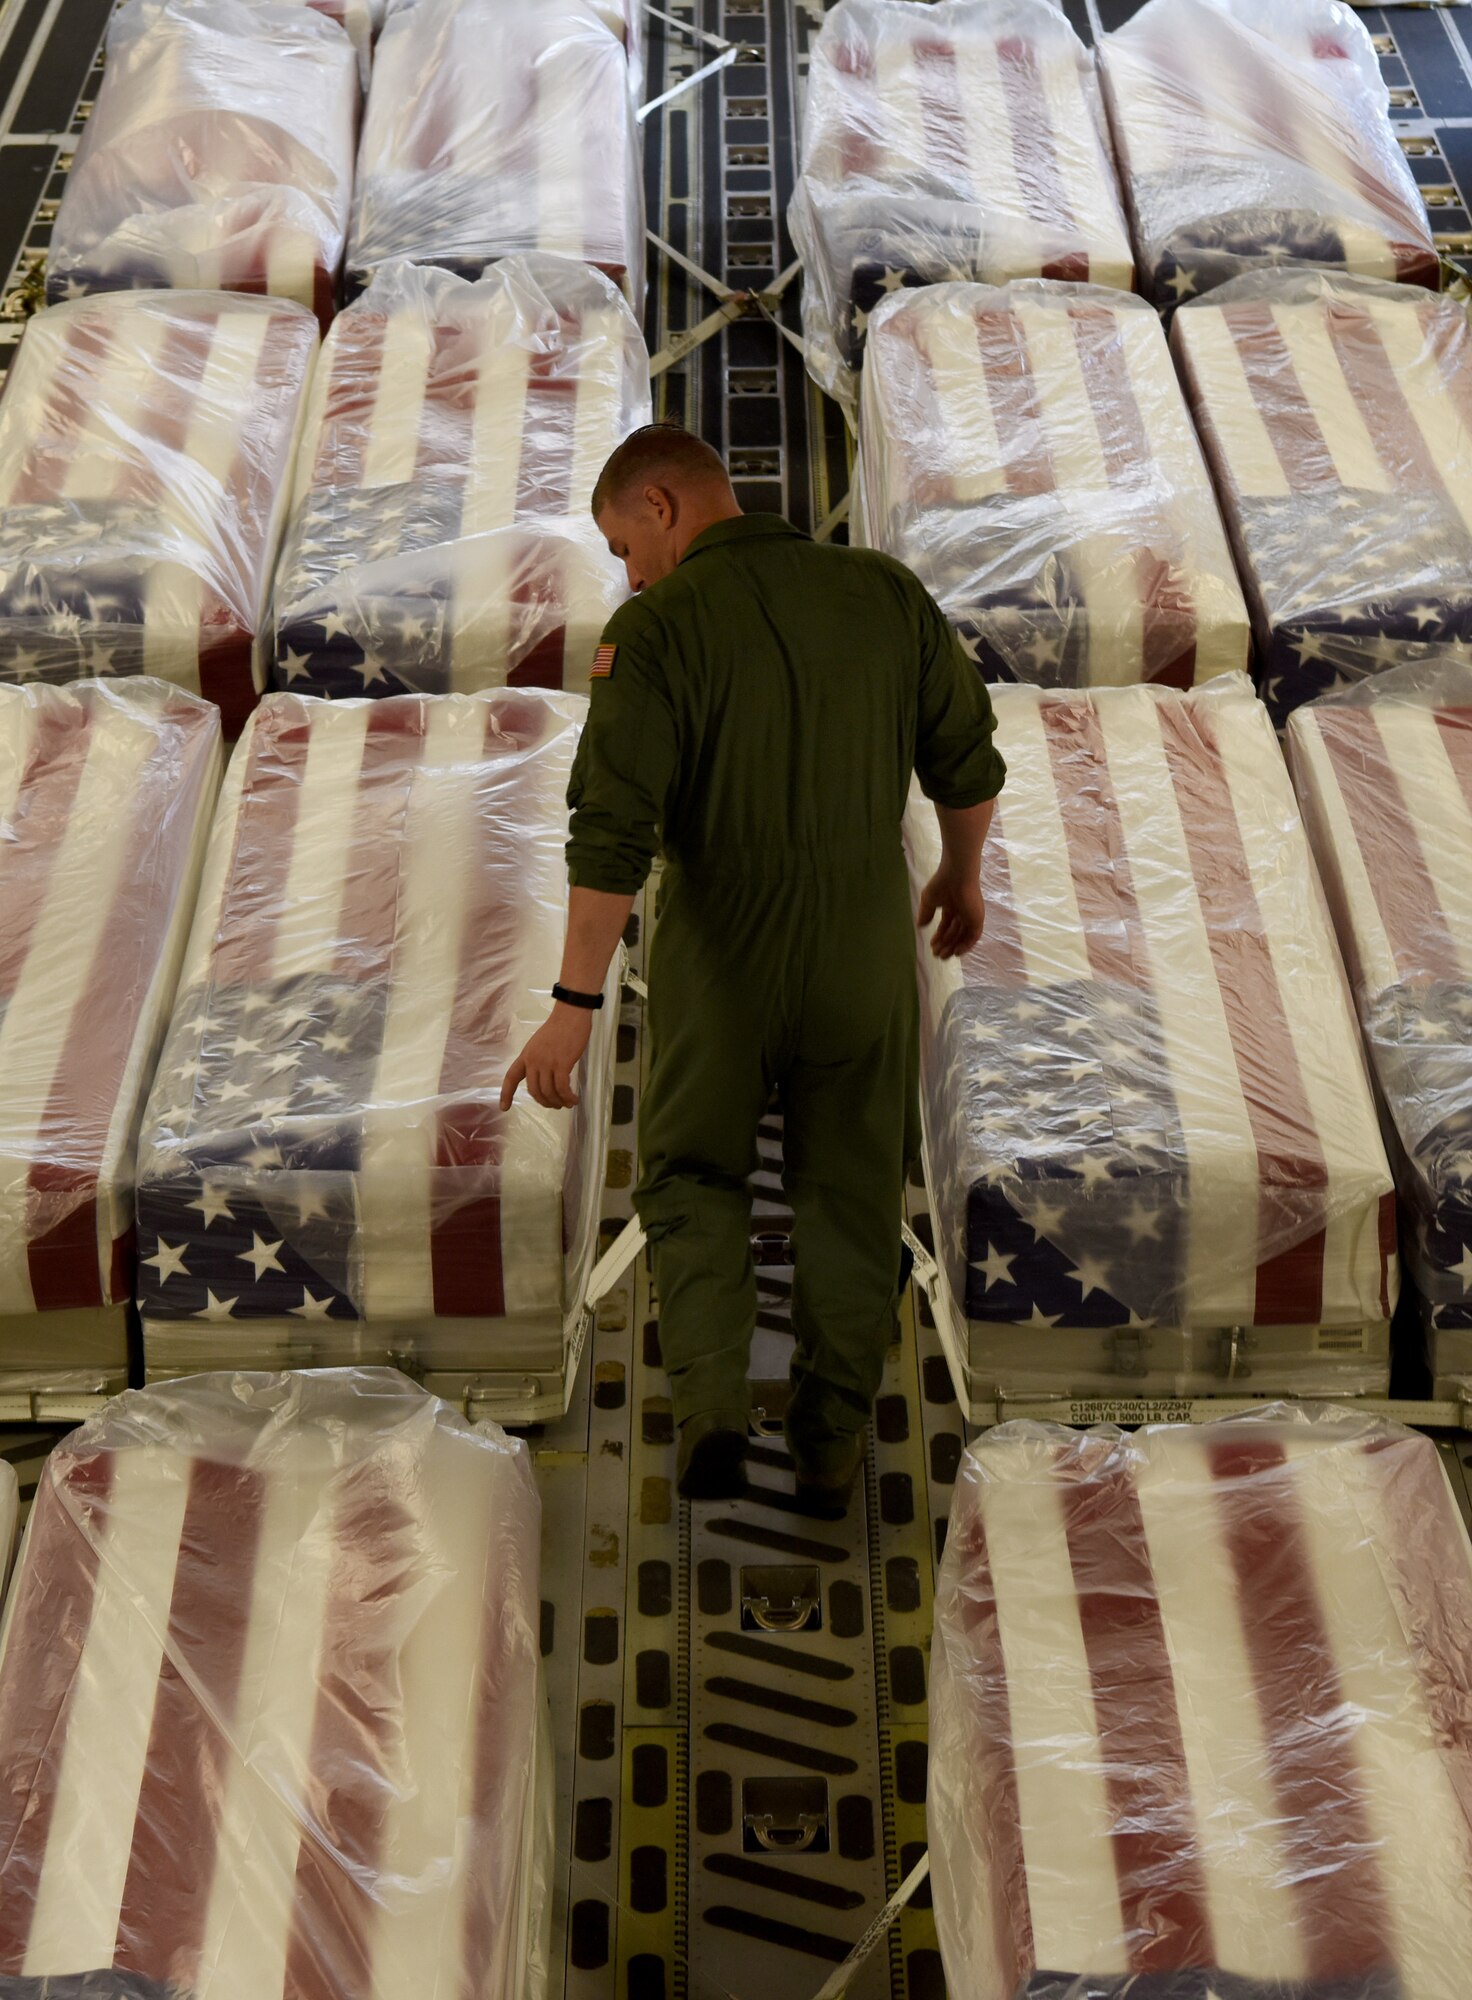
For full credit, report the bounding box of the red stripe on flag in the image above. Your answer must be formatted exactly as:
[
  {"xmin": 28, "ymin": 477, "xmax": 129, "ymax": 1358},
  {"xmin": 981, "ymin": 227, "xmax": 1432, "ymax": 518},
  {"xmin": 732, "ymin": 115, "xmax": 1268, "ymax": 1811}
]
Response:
[
  {"xmin": 974, "ymin": 794, "xmax": 1028, "ymax": 988},
  {"xmin": 910, "ymin": 37, "xmax": 973, "ymax": 188},
  {"xmin": 1208, "ymin": 1433, "xmax": 1397, "ymax": 1982},
  {"xmin": 461, "ymin": 1494, "xmax": 543, "ymax": 1991},
  {"xmin": 995, "ymin": 35, "xmax": 1088, "ymax": 281},
  {"xmin": 1153, "ymin": 696, "xmax": 1330, "ymax": 1324},
  {"xmin": 1068, "ymin": 304, "xmax": 1198, "ymax": 688},
  {"xmin": 1321, "ymin": 301, "xmax": 1447, "ymax": 497},
  {"xmin": 113, "ymin": 1456, "xmax": 267, "ymax": 1990},
  {"xmin": 1038, "ymin": 694, "xmax": 1151, "ymax": 991},
  {"xmin": 0, "ymin": 1449, "xmax": 114, "ymax": 1972},
  {"xmin": 1220, "ymin": 303, "xmax": 1337, "ymax": 494},
  {"xmin": 331, "ymin": 698, "xmax": 429, "ymax": 984},
  {"xmin": 1432, "ymin": 702, "xmax": 1472, "ymax": 823},
  {"xmin": 7, "ymin": 312, "xmax": 115, "ymax": 507},
  {"xmin": 313, "ymin": 309, "xmax": 392, "ymax": 492},
  {"xmin": 831, "ymin": 22, "xmax": 881, "ymax": 180},
  {"xmin": 212, "ymin": 697, "xmax": 314, "ymax": 987},
  {"xmin": 285, "ymin": 1453, "xmax": 419, "ymax": 1999},
  {"xmin": 975, "ymin": 308, "xmax": 1056, "ymax": 500},
  {"xmin": 1057, "ymin": 1434, "xmax": 1216, "ymax": 1973},
  {"xmin": 203, "ymin": 308, "xmax": 316, "ymax": 732},
  {"xmin": 16, "ymin": 704, "xmax": 320, "ymax": 1309},
  {"xmin": 430, "ymin": 696, "xmax": 558, "ymax": 1316},
  {"xmin": 943, "ymin": 1503, "xmax": 1036, "ymax": 1996},
  {"xmin": 0, "ymin": 693, "xmax": 93, "ymax": 1009},
  {"xmin": 507, "ymin": 310, "xmax": 583, "ymax": 689},
  {"xmin": 1312, "ymin": 705, "xmax": 1462, "ymax": 983}
]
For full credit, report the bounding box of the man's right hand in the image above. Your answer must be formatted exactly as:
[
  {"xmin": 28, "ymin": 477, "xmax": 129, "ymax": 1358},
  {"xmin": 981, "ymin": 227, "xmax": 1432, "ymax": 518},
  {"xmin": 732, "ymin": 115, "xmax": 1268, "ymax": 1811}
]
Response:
[{"xmin": 917, "ymin": 864, "xmax": 985, "ymax": 960}]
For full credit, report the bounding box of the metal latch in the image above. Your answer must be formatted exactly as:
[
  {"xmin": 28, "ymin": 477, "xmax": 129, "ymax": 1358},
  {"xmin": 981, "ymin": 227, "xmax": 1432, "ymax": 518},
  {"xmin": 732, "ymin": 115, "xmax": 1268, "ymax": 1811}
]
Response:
[
  {"xmin": 1108, "ymin": 1327, "xmax": 1151, "ymax": 1378},
  {"xmin": 741, "ymin": 1563, "xmax": 820, "ymax": 1633},
  {"xmin": 748, "ymin": 1380, "xmax": 790, "ymax": 1438},
  {"xmin": 743, "ymin": 1777, "xmax": 829, "ymax": 1854},
  {"xmin": 1210, "ymin": 1325, "xmax": 1254, "ymax": 1380}
]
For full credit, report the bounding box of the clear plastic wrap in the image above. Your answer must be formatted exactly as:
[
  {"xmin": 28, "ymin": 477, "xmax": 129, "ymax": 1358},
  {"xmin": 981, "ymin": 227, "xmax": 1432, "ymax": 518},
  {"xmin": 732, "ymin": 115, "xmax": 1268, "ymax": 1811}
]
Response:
[
  {"xmin": 1286, "ymin": 659, "xmax": 1472, "ymax": 1392},
  {"xmin": 905, "ymin": 674, "xmax": 1396, "ymax": 1401},
  {"xmin": 0, "ymin": 1461, "xmax": 15, "ymax": 1600},
  {"xmin": 1174, "ymin": 270, "xmax": 1472, "ymax": 729},
  {"xmin": 0, "ymin": 679, "xmax": 221, "ymax": 1337},
  {"xmin": 306, "ymin": 0, "xmax": 380, "ymax": 79},
  {"xmin": 930, "ymin": 1403, "xmax": 1472, "ymax": 2000},
  {"xmin": 855, "ymin": 280, "xmax": 1249, "ymax": 688},
  {"xmin": 136, "ymin": 688, "xmax": 619, "ymax": 1394},
  {"xmin": 0, "ymin": 290, "xmax": 319, "ymax": 735},
  {"xmin": 1099, "ymin": 0, "xmax": 1438, "ymax": 308},
  {"xmin": 348, "ymin": 0, "xmax": 644, "ymax": 302},
  {"xmin": 272, "ymin": 255, "xmax": 651, "ymax": 698},
  {"xmin": 0, "ymin": 1367, "xmax": 551, "ymax": 2000},
  {"xmin": 788, "ymin": 0, "xmax": 1134, "ymax": 404},
  {"xmin": 46, "ymin": 0, "xmax": 359, "ymax": 327}
]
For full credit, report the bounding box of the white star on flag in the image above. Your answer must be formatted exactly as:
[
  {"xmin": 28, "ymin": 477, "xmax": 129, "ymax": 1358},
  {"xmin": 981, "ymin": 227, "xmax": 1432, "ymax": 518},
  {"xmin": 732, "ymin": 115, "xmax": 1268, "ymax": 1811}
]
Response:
[
  {"xmin": 188, "ymin": 1185, "xmax": 234, "ymax": 1227},
  {"xmin": 977, "ymin": 1243, "xmax": 1016, "ymax": 1290},
  {"xmin": 142, "ymin": 1239, "xmax": 191, "ymax": 1283},
  {"xmin": 239, "ymin": 1233, "xmax": 286, "ymax": 1279},
  {"xmin": 290, "ymin": 1287, "xmax": 338, "ymax": 1319}
]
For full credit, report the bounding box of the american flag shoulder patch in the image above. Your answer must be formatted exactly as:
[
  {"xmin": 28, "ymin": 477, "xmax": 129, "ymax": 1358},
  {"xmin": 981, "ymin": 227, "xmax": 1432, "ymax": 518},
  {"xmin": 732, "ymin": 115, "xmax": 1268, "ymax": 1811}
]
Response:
[{"xmin": 590, "ymin": 643, "xmax": 618, "ymax": 679}]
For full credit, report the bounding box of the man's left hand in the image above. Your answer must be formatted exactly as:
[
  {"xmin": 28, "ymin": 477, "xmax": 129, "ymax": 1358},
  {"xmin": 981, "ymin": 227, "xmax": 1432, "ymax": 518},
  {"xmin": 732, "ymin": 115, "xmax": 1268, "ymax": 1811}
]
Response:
[{"xmin": 501, "ymin": 1005, "xmax": 594, "ymax": 1111}]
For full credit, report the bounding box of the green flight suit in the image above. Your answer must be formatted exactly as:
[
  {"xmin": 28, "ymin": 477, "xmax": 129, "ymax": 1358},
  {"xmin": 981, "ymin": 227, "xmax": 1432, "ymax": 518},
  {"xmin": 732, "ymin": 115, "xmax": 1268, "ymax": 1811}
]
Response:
[{"xmin": 566, "ymin": 514, "xmax": 1005, "ymax": 1446}]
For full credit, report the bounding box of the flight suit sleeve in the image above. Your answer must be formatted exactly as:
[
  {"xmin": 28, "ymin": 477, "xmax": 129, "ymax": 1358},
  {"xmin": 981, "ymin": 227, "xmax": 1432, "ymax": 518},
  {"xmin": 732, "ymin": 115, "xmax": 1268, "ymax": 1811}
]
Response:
[
  {"xmin": 566, "ymin": 616, "xmax": 680, "ymax": 896},
  {"xmin": 912, "ymin": 586, "xmax": 1006, "ymax": 808}
]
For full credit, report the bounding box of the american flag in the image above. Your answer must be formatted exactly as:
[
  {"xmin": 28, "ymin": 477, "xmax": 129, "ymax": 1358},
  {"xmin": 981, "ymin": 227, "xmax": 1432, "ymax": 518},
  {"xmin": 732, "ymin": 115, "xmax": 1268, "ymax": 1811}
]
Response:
[
  {"xmin": 906, "ymin": 676, "xmax": 1395, "ymax": 1375},
  {"xmin": 347, "ymin": 0, "xmax": 644, "ymax": 301},
  {"xmin": 788, "ymin": 0, "xmax": 1135, "ymax": 392},
  {"xmin": 136, "ymin": 688, "xmax": 616, "ymax": 1362},
  {"xmin": 857, "ymin": 281, "xmax": 1250, "ymax": 689},
  {"xmin": 931, "ymin": 1411, "xmax": 1472, "ymax": 2000},
  {"xmin": 0, "ymin": 678, "xmax": 220, "ymax": 1323},
  {"xmin": 45, "ymin": 0, "xmax": 358, "ymax": 329},
  {"xmin": 0, "ymin": 291, "xmax": 318, "ymax": 737},
  {"xmin": 1287, "ymin": 661, "xmax": 1472, "ymax": 1387},
  {"xmin": 0, "ymin": 1368, "xmax": 548, "ymax": 1998},
  {"xmin": 1099, "ymin": 0, "xmax": 1438, "ymax": 308},
  {"xmin": 273, "ymin": 255, "xmax": 650, "ymax": 699},
  {"xmin": 1173, "ymin": 273, "xmax": 1472, "ymax": 729}
]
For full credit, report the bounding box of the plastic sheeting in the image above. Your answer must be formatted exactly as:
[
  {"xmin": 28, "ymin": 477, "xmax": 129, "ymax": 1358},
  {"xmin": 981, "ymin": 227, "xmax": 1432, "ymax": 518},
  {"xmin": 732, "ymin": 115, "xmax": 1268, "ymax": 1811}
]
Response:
[
  {"xmin": 1174, "ymin": 270, "xmax": 1472, "ymax": 728},
  {"xmin": 930, "ymin": 1404, "xmax": 1472, "ymax": 2000},
  {"xmin": 1100, "ymin": 0, "xmax": 1438, "ymax": 308},
  {"xmin": 348, "ymin": 0, "xmax": 644, "ymax": 301},
  {"xmin": 136, "ymin": 689, "xmax": 619, "ymax": 1379},
  {"xmin": 0, "ymin": 1367, "xmax": 551, "ymax": 1999},
  {"xmin": 0, "ymin": 679, "xmax": 221, "ymax": 1324},
  {"xmin": 1287, "ymin": 661, "xmax": 1472, "ymax": 1388},
  {"xmin": 906, "ymin": 675, "xmax": 1395, "ymax": 1398},
  {"xmin": 273, "ymin": 256, "xmax": 651, "ymax": 698},
  {"xmin": 0, "ymin": 1461, "xmax": 15, "ymax": 1601},
  {"xmin": 855, "ymin": 280, "xmax": 1249, "ymax": 688},
  {"xmin": 0, "ymin": 290, "xmax": 318, "ymax": 735},
  {"xmin": 46, "ymin": 0, "xmax": 359, "ymax": 327},
  {"xmin": 789, "ymin": 0, "xmax": 1134, "ymax": 404}
]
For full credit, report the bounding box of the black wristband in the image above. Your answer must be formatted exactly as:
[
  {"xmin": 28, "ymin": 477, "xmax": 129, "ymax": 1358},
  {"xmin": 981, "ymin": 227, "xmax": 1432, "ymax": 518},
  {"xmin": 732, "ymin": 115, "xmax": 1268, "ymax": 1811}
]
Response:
[{"xmin": 552, "ymin": 983, "xmax": 606, "ymax": 1011}]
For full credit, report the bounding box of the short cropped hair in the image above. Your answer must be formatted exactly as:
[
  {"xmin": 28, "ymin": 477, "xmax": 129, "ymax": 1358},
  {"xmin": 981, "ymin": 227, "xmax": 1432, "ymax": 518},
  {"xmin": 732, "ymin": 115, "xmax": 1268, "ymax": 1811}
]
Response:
[{"xmin": 591, "ymin": 423, "xmax": 731, "ymax": 519}]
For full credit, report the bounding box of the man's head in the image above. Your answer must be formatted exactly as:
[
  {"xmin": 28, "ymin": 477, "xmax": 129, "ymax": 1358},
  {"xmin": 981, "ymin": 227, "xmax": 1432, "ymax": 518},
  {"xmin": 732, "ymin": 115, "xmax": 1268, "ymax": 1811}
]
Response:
[{"xmin": 592, "ymin": 424, "xmax": 741, "ymax": 591}]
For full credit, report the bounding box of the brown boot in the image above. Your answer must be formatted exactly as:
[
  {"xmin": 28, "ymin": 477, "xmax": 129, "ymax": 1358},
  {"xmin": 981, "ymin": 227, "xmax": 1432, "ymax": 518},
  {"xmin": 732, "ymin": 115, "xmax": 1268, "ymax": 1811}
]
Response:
[{"xmin": 785, "ymin": 1423, "xmax": 865, "ymax": 1520}]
